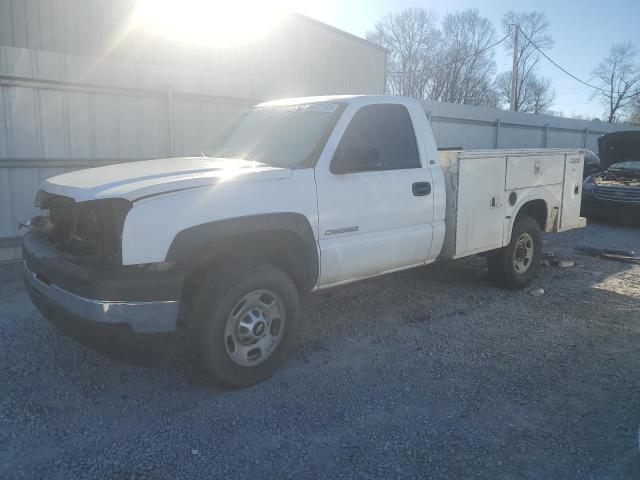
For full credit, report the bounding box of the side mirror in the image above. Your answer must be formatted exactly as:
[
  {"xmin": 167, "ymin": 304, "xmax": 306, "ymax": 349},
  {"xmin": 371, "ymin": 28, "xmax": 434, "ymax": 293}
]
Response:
[{"xmin": 332, "ymin": 145, "xmax": 382, "ymax": 174}]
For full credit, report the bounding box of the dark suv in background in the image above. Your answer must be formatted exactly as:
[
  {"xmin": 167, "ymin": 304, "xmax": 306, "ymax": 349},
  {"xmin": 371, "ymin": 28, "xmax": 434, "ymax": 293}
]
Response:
[{"xmin": 582, "ymin": 131, "xmax": 640, "ymax": 222}]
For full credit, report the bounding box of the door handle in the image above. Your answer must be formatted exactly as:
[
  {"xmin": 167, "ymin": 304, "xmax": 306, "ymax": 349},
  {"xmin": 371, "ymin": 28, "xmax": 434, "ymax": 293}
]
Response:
[{"xmin": 412, "ymin": 182, "xmax": 431, "ymax": 196}]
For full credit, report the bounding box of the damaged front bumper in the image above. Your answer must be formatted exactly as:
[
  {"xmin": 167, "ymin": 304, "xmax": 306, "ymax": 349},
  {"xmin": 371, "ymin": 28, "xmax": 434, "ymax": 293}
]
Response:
[{"xmin": 22, "ymin": 231, "xmax": 183, "ymax": 334}]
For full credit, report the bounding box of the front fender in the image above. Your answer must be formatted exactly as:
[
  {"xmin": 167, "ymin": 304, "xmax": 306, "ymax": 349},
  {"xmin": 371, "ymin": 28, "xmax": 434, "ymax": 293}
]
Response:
[{"xmin": 120, "ymin": 169, "xmax": 319, "ymax": 265}]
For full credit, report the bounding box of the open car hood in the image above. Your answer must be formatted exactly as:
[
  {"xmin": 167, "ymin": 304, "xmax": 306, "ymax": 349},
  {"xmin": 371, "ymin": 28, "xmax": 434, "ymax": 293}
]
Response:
[{"xmin": 598, "ymin": 131, "xmax": 640, "ymax": 171}]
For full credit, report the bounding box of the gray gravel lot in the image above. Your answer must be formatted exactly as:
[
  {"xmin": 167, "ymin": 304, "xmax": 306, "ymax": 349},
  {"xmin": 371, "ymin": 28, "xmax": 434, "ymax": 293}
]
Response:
[{"xmin": 1, "ymin": 221, "xmax": 639, "ymax": 480}]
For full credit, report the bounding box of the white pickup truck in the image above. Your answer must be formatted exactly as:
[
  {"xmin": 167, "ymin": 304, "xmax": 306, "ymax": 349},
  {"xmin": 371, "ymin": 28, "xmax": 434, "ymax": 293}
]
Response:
[{"xmin": 22, "ymin": 95, "xmax": 586, "ymax": 386}]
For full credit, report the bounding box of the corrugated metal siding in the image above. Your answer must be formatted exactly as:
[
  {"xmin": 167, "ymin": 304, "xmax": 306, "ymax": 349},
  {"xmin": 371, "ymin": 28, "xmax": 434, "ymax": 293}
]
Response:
[
  {"xmin": 421, "ymin": 100, "xmax": 639, "ymax": 152},
  {"xmin": 0, "ymin": 2, "xmax": 387, "ymax": 260},
  {"xmin": 0, "ymin": 1, "xmax": 387, "ymax": 96}
]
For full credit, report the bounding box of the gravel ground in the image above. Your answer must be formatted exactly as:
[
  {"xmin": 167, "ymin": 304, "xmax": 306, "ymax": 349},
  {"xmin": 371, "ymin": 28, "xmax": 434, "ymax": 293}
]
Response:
[{"xmin": 1, "ymin": 220, "xmax": 639, "ymax": 480}]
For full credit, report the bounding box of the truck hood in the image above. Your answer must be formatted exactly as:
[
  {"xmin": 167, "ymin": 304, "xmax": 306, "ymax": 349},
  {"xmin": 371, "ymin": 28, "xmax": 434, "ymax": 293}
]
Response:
[{"xmin": 40, "ymin": 157, "xmax": 292, "ymax": 202}]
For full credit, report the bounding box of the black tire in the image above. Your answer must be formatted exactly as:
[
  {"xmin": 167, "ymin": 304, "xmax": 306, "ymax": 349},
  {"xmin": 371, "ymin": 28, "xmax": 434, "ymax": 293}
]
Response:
[
  {"xmin": 487, "ymin": 215, "xmax": 542, "ymax": 290},
  {"xmin": 186, "ymin": 262, "xmax": 300, "ymax": 387}
]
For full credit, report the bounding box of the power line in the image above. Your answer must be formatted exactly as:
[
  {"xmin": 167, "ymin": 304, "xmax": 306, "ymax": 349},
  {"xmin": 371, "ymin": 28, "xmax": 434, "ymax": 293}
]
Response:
[
  {"xmin": 389, "ymin": 32, "xmax": 510, "ymax": 75},
  {"xmin": 515, "ymin": 26, "xmax": 609, "ymax": 94},
  {"xmin": 554, "ymin": 87, "xmax": 599, "ymax": 92},
  {"xmin": 553, "ymin": 102, "xmax": 597, "ymax": 106}
]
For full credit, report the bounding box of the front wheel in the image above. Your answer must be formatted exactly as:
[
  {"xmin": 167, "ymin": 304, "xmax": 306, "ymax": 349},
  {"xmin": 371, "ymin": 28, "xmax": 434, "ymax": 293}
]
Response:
[
  {"xmin": 487, "ymin": 215, "xmax": 542, "ymax": 290},
  {"xmin": 186, "ymin": 262, "xmax": 300, "ymax": 387}
]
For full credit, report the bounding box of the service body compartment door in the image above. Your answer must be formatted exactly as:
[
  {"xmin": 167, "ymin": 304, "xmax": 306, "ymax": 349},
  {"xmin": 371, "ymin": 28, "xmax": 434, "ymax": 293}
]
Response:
[
  {"xmin": 454, "ymin": 156, "xmax": 507, "ymax": 257},
  {"xmin": 505, "ymin": 154, "xmax": 564, "ymax": 190},
  {"xmin": 558, "ymin": 153, "xmax": 585, "ymax": 231}
]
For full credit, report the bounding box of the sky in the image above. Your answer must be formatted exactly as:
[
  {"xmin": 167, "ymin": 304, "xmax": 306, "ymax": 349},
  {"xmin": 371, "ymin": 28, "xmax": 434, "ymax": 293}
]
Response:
[{"xmin": 292, "ymin": 0, "xmax": 640, "ymax": 118}]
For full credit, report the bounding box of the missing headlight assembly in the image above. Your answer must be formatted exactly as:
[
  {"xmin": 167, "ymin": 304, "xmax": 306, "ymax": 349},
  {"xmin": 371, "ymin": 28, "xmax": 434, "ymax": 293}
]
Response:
[{"xmin": 30, "ymin": 191, "xmax": 132, "ymax": 263}]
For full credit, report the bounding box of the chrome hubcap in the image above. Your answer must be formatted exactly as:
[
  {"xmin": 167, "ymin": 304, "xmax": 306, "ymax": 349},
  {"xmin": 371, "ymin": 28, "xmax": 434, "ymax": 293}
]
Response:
[
  {"xmin": 513, "ymin": 232, "xmax": 534, "ymax": 274},
  {"xmin": 224, "ymin": 290, "xmax": 285, "ymax": 367}
]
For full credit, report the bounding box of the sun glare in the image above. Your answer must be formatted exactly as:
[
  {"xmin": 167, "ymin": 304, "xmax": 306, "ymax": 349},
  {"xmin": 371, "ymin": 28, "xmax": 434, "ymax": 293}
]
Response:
[{"xmin": 131, "ymin": 0, "xmax": 291, "ymax": 46}]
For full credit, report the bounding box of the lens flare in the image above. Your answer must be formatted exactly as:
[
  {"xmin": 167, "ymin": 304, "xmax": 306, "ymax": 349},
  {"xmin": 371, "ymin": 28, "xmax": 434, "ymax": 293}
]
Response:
[{"xmin": 131, "ymin": 0, "xmax": 289, "ymax": 46}]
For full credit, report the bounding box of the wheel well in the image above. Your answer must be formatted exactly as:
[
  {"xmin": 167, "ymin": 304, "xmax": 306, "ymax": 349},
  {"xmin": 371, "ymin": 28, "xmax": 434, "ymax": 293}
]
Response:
[
  {"xmin": 516, "ymin": 199, "xmax": 547, "ymax": 231},
  {"xmin": 180, "ymin": 230, "xmax": 314, "ymax": 305}
]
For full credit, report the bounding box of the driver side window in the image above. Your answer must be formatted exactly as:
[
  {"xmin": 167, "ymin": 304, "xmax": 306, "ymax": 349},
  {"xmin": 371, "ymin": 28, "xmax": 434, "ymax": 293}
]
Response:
[{"xmin": 331, "ymin": 104, "xmax": 421, "ymax": 174}]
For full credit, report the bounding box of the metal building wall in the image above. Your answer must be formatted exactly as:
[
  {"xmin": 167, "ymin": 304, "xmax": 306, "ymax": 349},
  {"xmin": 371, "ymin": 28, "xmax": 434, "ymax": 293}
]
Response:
[
  {"xmin": 0, "ymin": 0, "xmax": 387, "ymax": 96},
  {"xmin": 421, "ymin": 100, "xmax": 639, "ymax": 152},
  {"xmin": 0, "ymin": 1, "xmax": 387, "ymax": 260}
]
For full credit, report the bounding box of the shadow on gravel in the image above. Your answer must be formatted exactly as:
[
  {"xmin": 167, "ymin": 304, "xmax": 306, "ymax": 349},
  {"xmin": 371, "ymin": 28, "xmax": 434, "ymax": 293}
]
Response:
[
  {"xmin": 36, "ymin": 298, "xmax": 190, "ymax": 371},
  {"xmin": 55, "ymin": 319, "xmax": 184, "ymax": 368},
  {"xmin": 584, "ymin": 215, "xmax": 640, "ymax": 229}
]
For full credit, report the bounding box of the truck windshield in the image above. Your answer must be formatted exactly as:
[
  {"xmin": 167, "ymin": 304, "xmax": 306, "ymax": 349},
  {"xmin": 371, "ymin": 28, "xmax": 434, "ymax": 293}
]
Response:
[{"xmin": 202, "ymin": 103, "xmax": 344, "ymax": 168}]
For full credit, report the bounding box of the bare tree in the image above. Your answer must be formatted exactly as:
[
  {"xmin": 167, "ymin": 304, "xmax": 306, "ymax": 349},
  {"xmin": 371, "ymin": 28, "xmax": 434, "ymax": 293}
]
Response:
[
  {"xmin": 591, "ymin": 42, "xmax": 640, "ymax": 123},
  {"xmin": 497, "ymin": 10, "xmax": 554, "ymax": 111},
  {"xmin": 428, "ymin": 9, "xmax": 499, "ymax": 106},
  {"xmin": 367, "ymin": 8, "xmax": 499, "ymax": 106},
  {"xmin": 529, "ymin": 76, "xmax": 555, "ymax": 113},
  {"xmin": 366, "ymin": 8, "xmax": 439, "ymax": 97},
  {"xmin": 495, "ymin": 71, "xmax": 555, "ymax": 113}
]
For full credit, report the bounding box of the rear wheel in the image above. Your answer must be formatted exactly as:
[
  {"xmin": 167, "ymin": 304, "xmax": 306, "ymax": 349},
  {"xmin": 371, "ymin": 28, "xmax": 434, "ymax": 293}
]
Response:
[
  {"xmin": 186, "ymin": 262, "xmax": 300, "ymax": 387},
  {"xmin": 487, "ymin": 215, "xmax": 542, "ymax": 289}
]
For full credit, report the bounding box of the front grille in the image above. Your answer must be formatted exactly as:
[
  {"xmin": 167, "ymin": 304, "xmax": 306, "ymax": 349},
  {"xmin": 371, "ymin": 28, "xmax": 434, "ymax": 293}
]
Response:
[
  {"xmin": 40, "ymin": 192, "xmax": 131, "ymax": 261},
  {"xmin": 594, "ymin": 185, "xmax": 640, "ymax": 203}
]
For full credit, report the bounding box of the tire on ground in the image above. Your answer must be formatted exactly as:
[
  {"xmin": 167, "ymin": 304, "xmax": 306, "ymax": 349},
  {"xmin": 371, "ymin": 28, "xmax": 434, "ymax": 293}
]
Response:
[
  {"xmin": 186, "ymin": 262, "xmax": 300, "ymax": 387},
  {"xmin": 487, "ymin": 215, "xmax": 542, "ymax": 290}
]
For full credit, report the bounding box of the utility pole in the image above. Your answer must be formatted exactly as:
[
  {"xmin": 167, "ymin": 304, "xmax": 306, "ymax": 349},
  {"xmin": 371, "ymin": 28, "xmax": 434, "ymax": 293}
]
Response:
[{"xmin": 509, "ymin": 23, "xmax": 519, "ymax": 111}]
